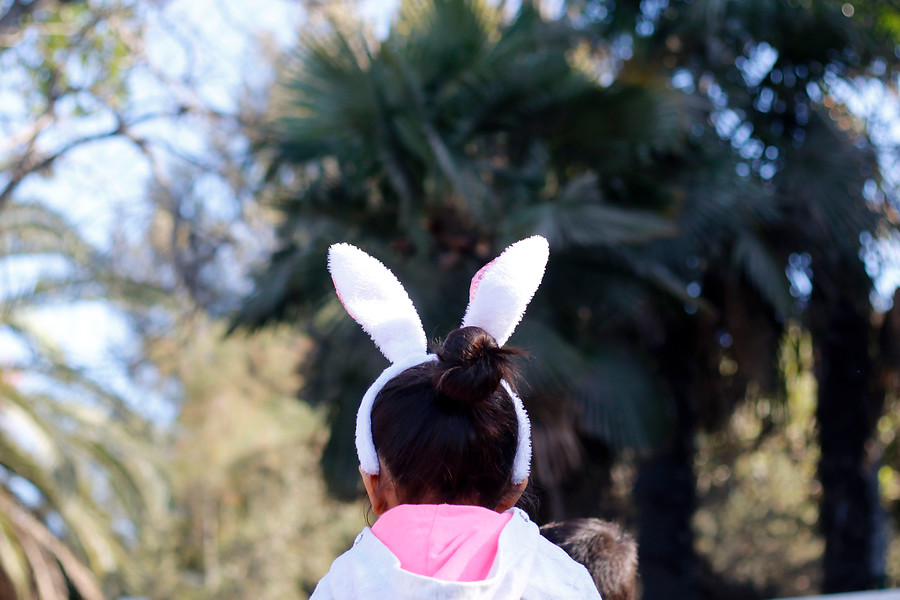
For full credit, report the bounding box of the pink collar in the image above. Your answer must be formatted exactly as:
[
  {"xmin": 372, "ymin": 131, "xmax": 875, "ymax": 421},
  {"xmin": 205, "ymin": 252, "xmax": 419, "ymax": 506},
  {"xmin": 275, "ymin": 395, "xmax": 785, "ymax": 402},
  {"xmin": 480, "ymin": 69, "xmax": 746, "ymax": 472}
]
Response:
[{"xmin": 371, "ymin": 503, "xmax": 514, "ymax": 582}]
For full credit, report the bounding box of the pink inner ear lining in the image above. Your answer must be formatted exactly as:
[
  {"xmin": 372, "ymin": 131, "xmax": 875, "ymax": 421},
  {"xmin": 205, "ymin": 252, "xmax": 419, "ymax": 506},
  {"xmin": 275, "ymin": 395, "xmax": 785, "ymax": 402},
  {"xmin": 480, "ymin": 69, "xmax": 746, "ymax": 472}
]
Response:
[
  {"xmin": 331, "ymin": 276, "xmax": 355, "ymax": 320},
  {"xmin": 468, "ymin": 258, "xmax": 496, "ymax": 301}
]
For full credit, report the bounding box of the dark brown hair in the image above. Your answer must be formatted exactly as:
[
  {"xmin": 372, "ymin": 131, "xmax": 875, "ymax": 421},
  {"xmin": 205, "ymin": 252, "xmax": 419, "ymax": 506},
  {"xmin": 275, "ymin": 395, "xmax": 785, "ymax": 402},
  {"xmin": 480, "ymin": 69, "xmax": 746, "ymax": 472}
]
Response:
[{"xmin": 370, "ymin": 326, "xmax": 522, "ymax": 509}]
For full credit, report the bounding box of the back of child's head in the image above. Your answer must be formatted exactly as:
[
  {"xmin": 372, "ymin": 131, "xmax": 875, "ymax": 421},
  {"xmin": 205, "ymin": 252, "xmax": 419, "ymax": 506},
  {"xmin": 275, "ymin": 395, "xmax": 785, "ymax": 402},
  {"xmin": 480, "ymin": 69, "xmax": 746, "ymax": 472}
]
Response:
[
  {"xmin": 328, "ymin": 237, "xmax": 549, "ymax": 505},
  {"xmin": 540, "ymin": 518, "xmax": 638, "ymax": 600},
  {"xmin": 371, "ymin": 326, "xmax": 522, "ymax": 509}
]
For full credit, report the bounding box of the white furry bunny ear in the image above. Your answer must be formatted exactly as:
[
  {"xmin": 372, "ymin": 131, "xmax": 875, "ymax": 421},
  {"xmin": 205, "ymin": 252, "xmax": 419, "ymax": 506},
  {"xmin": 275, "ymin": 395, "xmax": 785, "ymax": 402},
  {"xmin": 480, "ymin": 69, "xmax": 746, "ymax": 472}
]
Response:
[
  {"xmin": 328, "ymin": 243, "xmax": 428, "ymax": 363},
  {"xmin": 462, "ymin": 236, "xmax": 549, "ymax": 346}
]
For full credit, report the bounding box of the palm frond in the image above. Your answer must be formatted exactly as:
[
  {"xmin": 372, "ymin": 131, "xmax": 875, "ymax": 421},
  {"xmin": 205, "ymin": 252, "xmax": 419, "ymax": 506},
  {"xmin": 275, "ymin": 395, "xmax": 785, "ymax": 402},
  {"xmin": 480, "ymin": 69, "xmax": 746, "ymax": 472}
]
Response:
[
  {"xmin": 0, "ymin": 203, "xmax": 94, "ymax": 264},
  {"xmin": 0, "ymin": 292, "xmax": 168, "ymax": 598},
  {"xmin": 510, "ymin": 173, "xmax": 678, "ymax": 248},
  {"xmin": 556, "ymin": 81, "xmax": 691, "ymax": 171},
  {"xmin": 0, "ymin": 489, "xmax": 105, "ymax": 600},
  {"xmin": 732, "ymin": 231, "xmax": 793, "ymax": 317},
  {"xmin": 0, "ymin": 514, "xmax": 32, "ymax": 600},
  {"xmin": 576, "ymin": 348, "xmax": 672, "ymax": 452}
]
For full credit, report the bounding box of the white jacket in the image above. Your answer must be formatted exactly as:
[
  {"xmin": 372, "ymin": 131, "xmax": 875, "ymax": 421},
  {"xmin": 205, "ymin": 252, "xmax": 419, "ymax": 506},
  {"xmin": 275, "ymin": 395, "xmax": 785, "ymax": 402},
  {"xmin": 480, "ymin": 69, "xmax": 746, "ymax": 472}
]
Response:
[{"xmin": 310, "ymin": 508, "xmax": 601, "ymax": 599}]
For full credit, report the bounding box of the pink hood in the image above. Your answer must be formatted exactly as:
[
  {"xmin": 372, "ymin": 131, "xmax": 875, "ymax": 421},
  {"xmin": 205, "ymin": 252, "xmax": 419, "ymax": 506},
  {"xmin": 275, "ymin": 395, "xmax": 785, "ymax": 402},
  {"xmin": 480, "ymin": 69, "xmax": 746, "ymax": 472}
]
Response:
[{"xmin": 371, "ymin": 504, "xmax": 513, "ymax": 582}]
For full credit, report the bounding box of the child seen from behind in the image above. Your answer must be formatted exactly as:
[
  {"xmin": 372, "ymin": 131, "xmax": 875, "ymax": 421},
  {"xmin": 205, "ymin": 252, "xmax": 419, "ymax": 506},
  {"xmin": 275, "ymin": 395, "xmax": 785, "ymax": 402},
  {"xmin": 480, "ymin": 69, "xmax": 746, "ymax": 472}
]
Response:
[{"xmin": 311, "ymin": 237, "xmax": 600, "ymax": 599}]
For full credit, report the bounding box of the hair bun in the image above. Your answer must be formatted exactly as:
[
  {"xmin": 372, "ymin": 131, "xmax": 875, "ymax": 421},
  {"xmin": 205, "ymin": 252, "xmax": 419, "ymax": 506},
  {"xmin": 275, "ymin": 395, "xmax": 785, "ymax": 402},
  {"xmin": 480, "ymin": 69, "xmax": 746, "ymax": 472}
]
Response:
[{"xmin": 433, "ymin": 326, "xmax": 520, "ymax": 406}]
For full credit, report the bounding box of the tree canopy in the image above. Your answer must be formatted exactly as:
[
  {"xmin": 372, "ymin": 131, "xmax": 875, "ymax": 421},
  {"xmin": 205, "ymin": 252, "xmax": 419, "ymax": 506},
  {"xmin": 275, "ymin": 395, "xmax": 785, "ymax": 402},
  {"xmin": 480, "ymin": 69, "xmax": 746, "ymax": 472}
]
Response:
[{"xmin": 239, "ymin": 0, "xmax": 900, "ymax": 595}]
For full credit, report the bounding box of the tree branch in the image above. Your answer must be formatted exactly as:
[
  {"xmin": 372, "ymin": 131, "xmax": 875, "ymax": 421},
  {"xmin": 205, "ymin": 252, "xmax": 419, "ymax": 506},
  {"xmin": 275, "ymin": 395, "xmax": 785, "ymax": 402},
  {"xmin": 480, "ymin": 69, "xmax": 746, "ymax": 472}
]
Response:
[
  {"xmin": 0, "ymin": 105, "xmax": 197, "ymax": 211},
  {"xmin": 0, "ymin": 126, "xmax": 123, "ymax": 210}
]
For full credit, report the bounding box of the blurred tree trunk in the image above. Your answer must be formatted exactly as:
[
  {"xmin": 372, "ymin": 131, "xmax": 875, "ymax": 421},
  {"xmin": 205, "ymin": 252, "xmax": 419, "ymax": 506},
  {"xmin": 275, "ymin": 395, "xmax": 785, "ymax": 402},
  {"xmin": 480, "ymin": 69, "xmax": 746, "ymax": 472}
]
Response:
[
  {"xmin": 813, "ymin": 298, "xmax": 886, "ymax": 592},
  {"xmin": 635, "ymin": 322, "xmax": 701, "ymax": 600}
]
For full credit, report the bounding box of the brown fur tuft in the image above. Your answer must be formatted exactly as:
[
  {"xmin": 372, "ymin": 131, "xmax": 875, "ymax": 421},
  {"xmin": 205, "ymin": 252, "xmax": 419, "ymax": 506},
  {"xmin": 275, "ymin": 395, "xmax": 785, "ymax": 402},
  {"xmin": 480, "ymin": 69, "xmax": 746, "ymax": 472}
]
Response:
[{"xmin": 540, "ymin": 518, "xmax": 638, "ymax": 600}]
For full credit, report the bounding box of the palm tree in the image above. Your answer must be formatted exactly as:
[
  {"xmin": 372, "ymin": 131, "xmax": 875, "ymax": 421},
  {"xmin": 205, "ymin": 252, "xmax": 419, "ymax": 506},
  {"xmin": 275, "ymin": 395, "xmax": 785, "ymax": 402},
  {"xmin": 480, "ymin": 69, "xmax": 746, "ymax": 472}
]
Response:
[
  {"xmin": 575, "ymin": 0, "xmax": 900, "ymax": 593},
  {"xmin": 0, "ymin": 201, "xmax": 170, "ymax": 599},
  {"xmin": 241, "ymin": 7, "xmax": 819, "ymax": 600},
  {"xmin": 241, "ymin": 11, "xmax": 822, "ymax": 598},
  {"xmin": 234, "ymin": 0, "xmax": 714, "ymax": 501}
]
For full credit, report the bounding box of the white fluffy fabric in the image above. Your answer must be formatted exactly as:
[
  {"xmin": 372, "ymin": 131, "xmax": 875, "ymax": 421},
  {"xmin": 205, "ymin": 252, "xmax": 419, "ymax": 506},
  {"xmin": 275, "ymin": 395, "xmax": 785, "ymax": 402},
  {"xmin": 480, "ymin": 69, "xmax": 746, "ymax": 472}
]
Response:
[
  {"xmin": 328, "ymin": 243, "xmax": 427, "ymax": 364},
  {"xmin": 462, "ymin": 236, "xmax": 549, "ymax": 346},
  {"xmin": 503, "ymin": 381, "xmax": 532, "ymax": 484},
  {"xmin": 355, "ymin": 354, "xmax": 437, "ymax": 476}
]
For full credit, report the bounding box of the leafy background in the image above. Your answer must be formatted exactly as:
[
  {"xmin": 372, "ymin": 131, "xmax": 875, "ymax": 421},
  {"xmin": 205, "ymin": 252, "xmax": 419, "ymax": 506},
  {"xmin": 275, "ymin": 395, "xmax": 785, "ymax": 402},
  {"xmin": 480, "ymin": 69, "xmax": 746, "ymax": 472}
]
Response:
[{"xmin": 1, "ymin": 0, "xmax": 900, "ymax": 598}]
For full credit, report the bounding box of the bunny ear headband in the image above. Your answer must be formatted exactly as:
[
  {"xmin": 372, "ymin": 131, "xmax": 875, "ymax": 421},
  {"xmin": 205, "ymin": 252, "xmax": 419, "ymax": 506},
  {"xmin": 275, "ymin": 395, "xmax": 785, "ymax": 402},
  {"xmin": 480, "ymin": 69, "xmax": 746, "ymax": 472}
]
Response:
[{"xmin": 327, "ymin": 236, "xmax": 549, "ymax": 484}]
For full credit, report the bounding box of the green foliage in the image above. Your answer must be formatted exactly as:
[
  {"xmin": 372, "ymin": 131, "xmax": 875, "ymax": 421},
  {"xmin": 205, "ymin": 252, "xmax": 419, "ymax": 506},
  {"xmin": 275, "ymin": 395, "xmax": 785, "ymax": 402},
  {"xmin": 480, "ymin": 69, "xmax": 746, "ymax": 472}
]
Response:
[
  {"xmin": 0, "ymin": 203, "xmax": 171, "ymax": 599},
  {"xmin": 239, "ymin": 0, "xmax": 717, "ymax": 494},
  {"xmin": 0, "ymin": 0, "xmax": 134, "ymax": 103},
  {"xmin": 694, "ymin": 324, "xmax": 825, "ymax": 596},
  {"xmin": 243, "ymin": 0, "xmax": 898, "ymax": 506},
  {"xmin": 3, "ymin": 0, "xmax": 370, "ymax": 598},
  {"xmin": 148, "ymin": 320, "xmax": 365, "ymax": 600},
  {"xmin": 877, "ymin": 395, "xmax": 900, "ymax": 587}
]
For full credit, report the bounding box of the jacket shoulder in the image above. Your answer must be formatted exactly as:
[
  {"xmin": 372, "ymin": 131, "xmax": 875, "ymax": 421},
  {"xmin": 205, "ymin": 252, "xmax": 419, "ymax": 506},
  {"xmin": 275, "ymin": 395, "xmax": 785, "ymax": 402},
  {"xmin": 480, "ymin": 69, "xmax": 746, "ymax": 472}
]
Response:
[
  {"xmin": 309, "ymin": 529, "xmax": 395, "ymax": 599},
  {"xmin": 521, "ymin": 536, "xmax": 602, "ymax": 599},
  {"xmin": 309, "ymin": 571, "xmax": 333, "ymax": 600}
]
